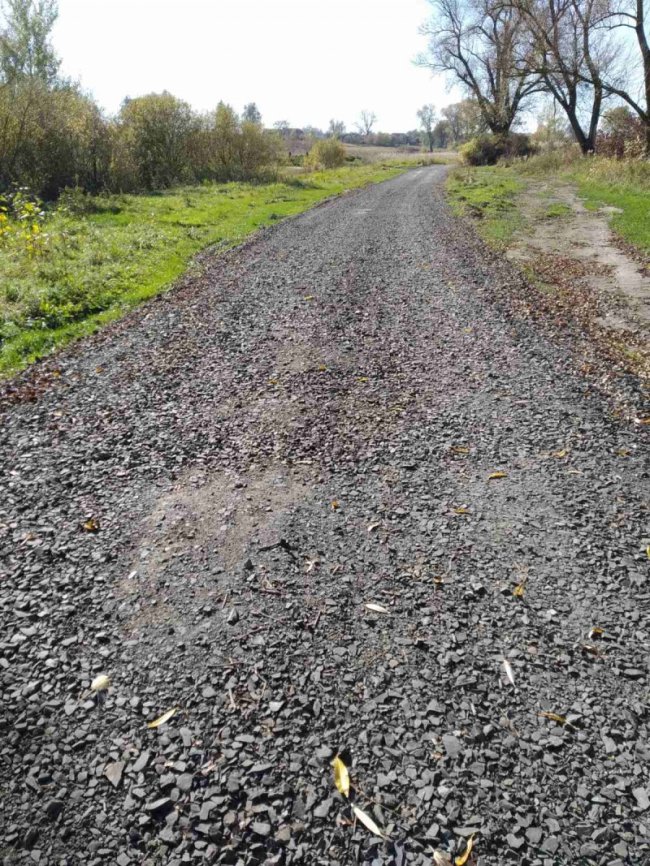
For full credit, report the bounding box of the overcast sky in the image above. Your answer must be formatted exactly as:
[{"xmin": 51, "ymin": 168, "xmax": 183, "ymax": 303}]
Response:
[{"xmin": 53, "ymin": 0, "xmax": 457, "ymax": 131}]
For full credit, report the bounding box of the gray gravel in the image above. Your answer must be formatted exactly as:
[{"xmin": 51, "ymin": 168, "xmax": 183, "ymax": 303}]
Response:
[{"xmin": 1, "ymin": 167, "xmax": 649, "ymax": 866}]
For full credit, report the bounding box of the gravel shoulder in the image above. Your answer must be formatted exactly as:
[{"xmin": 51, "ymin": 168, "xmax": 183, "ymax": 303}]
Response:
[{"xmin": 1, "ymin": 167, "xmax": 649, "ymax": 866}]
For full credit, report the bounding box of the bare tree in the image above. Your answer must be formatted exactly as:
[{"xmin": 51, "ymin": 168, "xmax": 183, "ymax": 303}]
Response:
[
  {"xmin": 328, "ymin": 118, "xmax": 346, "ymax": 138},
  {"xmin": 590, "ymin": 0, "xmax": 649, "ymax": 153},
  {"xmin": 355, "ymin": 109, "xmax": 377, "ymax": 137},
  {"xmin": 417, "ymin": 103, "xmax": 438, "ymax": 149},
  {"xmin": 418, "ymin": 0, "xmax": 542, "ymax": 134},
  {"xmin": 511, "ymin": 0, "xmax": 617, "ymax": 152}
]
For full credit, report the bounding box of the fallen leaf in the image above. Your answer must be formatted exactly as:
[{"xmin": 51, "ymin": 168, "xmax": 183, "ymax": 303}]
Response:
[
  {"xmin": 451, "ymin": 445, "xmax": 469, "ymax": 454},
  {"xmin": 268, "ymin": 378, "xmax": 278, "ymax": 385},
  {"xmin": 589, "ymin": 626, "xmax": 604, "ymax": 639},
  {"xmin": 513, "ymin": 581, "xmax": 526, "ymax": 598},
  {"xmin": 552, "ymin": 449, "xmax": 568, "ymax": 458},
  {"xmin": 455, "ymin": 834, "xmax": 476, "ymax": 865},
  {"xmin": 82, "ymin": 517, "xmax": 99, "ymax": 532},
  {"xmin": 367, "ymin": 522, "xmax": 381, "ymax": 533},
  {"xmin": 646, "ymin": 545, "xmax": 650, "ymax": 560},
  {"xmin": 433, "ymin": 851, "xmax": 453, "ymax": 866},
  {"xmin": 357, "ymin": 376, "xmax": 368, "ymax": 383},
  {"xmin": 91, "ymin": 674, "xmax": 111, "ymax": 692},
  {"xmin": 331, "ymin": 500, "xmax": 340, "ymax": 511},
  {"xmin": 617, "ymin": 448, "xmax": 630, "ymax": 457},
  {"xmin": 147, "ymin": 707, "xmax": 178, "ymax": 729},
  {"xmin": 539, "ymin": 711, "xmax": 566, "ymax": 724},
  {"xmin": 637, "ymin": 417, "xmax": 650, "ymax": 425},
  {"xmin": 433, "ymin": 575, "xmax": 445, "ymax": 586},
  {"xmin": 331, "ymin": 755, "xmax": 350, "ymax": 798},
  {"xmin": 365, "ymin": 603, "xmax": 389, "ymax": 614},
  {"xmin": 502, "ymin": 659, "xmax": 516, "ymax": 688},
  {"xmin": 488, "ymin": 471, "xmax": 507, "ymax": 480},
  {"xmin": 318, "ymin": 365, "xmax": 327, "ymax": 372},
  {"xmin": 352, "ymin": 805, "xmax": 387, "ymax": 839},
  {"xmin": 303, "ymin": 295, "xmax": 314, "ymax": 301},
  {"xmin": 454, "ymin": 507, "xmax": 470, "ymax": 515}
]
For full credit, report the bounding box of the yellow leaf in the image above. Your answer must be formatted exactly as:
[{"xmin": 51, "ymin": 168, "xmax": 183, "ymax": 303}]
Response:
[
  {"xmin": 268, "ymin": 378, "xmax": 278, "ymax": 385},
  {"xmin": 552, "ymin": 449, "xmax": 568, "ymax": 458},
  {"xmin": 147, "ymin": 707, "xmax": 178, "ymax": 729},
  {"xmin": 646, "ymin": 545, "xmax": 650, "ymax": 560},
  {"xmin": 304, "ymin": 295, "xmax": 314, "ymax": 301},
  {"xmin": 433, "ymin": 575, "xmax": 445, "ymax": 585},
  {"xmin": 352, "ymin": 805, "xmax": 388, "ymax": 839},
  {"xmin": 331, "ymin": 500, "xmax": 340, "ymax": 511},
  {"xmin": 454, "ymin": 507, "xmax": 469, "ymax": 515},
  {"xmin": 589, "ymin": 626, "xmax": 604, "ymax": 639},
  {"xmin": 637, "ymin": 417, "xmax": 650, "ymax": 425},
  {"xmin": 488, "ymin": 471, "xmax": 507, "ymax": 480},
  {"xmin": 357, "ymin": 376, "xmax": 368, "ymax": 383},
  {"xmin": 455, "ymin": 834, "xmax": 476, "ymax": 866},
  {"xmin": 616, "ymin": 448, "xmax": 630, "ymax": 457},
  {"xmin": 539, "ymin": 711, "xmax": 566, "ymax": 724},
  {"xmin": 451, "ymin": 446, "xmax": 469, "ymax": 454},
  {"xmin": 91, "ymin": 674, "xmax": 110, "ymax": 692},
  {"xmin": 331, "ymin": 755, "xmax": 350, "ymax": 798},
  {"xmin": 83, "ymin": 517, "xmax": 100, "ymax": 532},
  {"xmin": 318, "ymin": 365, "xmax": 327, "ymax": 372},
  {"xmin": 513, "ymin": 581, "xmax": 526, "ymax": 598}
]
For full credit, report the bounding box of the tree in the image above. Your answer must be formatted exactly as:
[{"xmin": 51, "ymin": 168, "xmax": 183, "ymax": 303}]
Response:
[
  {"xmin": 418, "ymin": 0, "xmax": 541, "ymax": 134},
  {"xmin": 510, "ymin": 0, "xmax": 617, "ymax": 154},
  {"xmin": 116, "ymin": 92, "xmax": 196, "ymax": 189},
  {"xmin": 417, "ymin": 103, "xmax": 437, "ymax": 150},
  {"xmin": 355, "ymin": 109, "xmax": 377, "ymax": 137},
  {"xmin": 587, "ymin": 0, "xmax": 650, "ymax": 154},
  {"xmin": 441, "ymin": 99, "xmax": 487, "ymax": 141},
  {"xmin": 273, "ymin": 119, "xmax": 290, "ymax": 134},
  {"xmin": 328, "ymin": 118, "xmax": 346, "ymax": 138},
  {"xmin": 242, "ymin": 102, "xmax": 262, "ymax": 124},
  {"xmin": 0, "ymin": 0, "xmax": 59, "ymax": 83}
]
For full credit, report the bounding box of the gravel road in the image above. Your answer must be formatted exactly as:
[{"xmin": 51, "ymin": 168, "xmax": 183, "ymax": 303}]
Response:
[{"xmin": 1, "ymin": 167, "xmax": 649, "ymax": 866}]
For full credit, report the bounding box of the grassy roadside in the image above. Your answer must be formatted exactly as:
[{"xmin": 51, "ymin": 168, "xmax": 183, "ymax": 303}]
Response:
[
  {"xmin": 446, "ymin": 166, "xmax": 525, "ymax": 248},
  {"xmin": 447, "ymin": 155, "xmax": 650, "ymax": 256},
  {"xmin": 0, "ymin": 164, "xmax": 406, "ymax": 376}
]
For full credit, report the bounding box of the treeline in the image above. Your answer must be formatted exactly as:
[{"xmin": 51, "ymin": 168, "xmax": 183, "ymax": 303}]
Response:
[
  {"xmin": 419, "ymin": 0, "xmax": 650, "ymax": 157},
  {"xmin": 0, "ymin": 2, "xmax": 286, "ymax": 198}
]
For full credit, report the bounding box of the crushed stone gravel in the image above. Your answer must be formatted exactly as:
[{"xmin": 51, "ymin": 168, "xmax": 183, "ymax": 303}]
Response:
[{"xmin": 1, "ymin": 167, "xmax": 649, "ymax": 865}]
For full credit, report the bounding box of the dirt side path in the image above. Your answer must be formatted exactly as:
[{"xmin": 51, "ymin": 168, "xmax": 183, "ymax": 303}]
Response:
[
  {"xmin": 507, "ymin": 178, "xmax": 650, "ymax": 330},
  {"xmin": 1, "ymin": 168, "xmax": 649, "ymax": 866}
]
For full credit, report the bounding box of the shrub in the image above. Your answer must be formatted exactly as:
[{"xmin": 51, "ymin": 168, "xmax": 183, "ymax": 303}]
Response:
[
  {"xmin": 460, "ymin": 133, "xmax": 537, "ymax": 166},
  {"xmin": 305, "ymin": 138, "xmax": 346, "ymax": 170}
]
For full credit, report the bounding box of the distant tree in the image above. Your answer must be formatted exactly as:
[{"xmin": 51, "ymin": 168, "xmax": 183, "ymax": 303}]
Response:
[
  {"xmin": 0, "ymin": 0, "xmax": 59, "ymax": 83},
  {"xmin": 328, "ymin": 119, "xmax": 346, "ymax": 138},
  {"xmin": 355, "ymin": 109, "xmax": 377, "ymax": 138},
  {"xmin": 441, "ymin": 99, "xmax": 487, "ymax": 142},
  {"xmin": 417, "ymin": 103, "xmax": 437, "ymax": 150},
  {"xmin": 302, "ymin": 125, "xmax": 324, "ymax": 139},
  {"xmin": 242, "ymin": 102, "xmax": 262, "ymax": 124},
  {"xmin": 273, "ymin": 119, "xmax": 290, "ymax": 134},
  {"xmin": 432, "ymin": 118, "xmax": 451, "ymax": 147}
]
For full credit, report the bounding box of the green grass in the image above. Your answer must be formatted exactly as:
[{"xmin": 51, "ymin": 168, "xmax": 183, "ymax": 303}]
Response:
[
  {"xmin": 447, "ymin": 154, "xmax": 650, "ymax": 256},
  {"xmin": 446, "ymin": 166, "xmax": 524, "ymax": 247},
  {"xmin": 0, "ymin": 165, "xmax": 405, "ymax": 375},
  {"xmin": 517, "ymin": 152, "xmax": 650, "ymax": 254},
  {"xmin": 543, "ymin": 202, "xmax": 572, "ymax": 219}
]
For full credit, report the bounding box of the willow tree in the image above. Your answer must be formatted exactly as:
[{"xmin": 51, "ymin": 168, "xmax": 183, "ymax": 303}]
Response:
[{"xmin": 418, "ymin": 0, "xmax": 542, "ymax": 135}]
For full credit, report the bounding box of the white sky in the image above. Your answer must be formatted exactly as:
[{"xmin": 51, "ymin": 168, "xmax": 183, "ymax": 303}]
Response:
[{"xmin": 53, "ymin": 0, "xmax": 456, "ymax": 131}]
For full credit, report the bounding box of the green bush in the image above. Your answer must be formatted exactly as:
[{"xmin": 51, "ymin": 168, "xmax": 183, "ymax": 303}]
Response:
[
  {"xmin": 305, "ymin": 138, "xmax": 346, "ymax": 170},
  {"xmin": 460, "ymin": 133, "xmax": 537, "ymax": 166}
]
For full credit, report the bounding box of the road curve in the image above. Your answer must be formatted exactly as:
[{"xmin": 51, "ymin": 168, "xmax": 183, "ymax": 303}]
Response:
[{"xmin": 1, "ymin": 167, "xmax": 649, "ymax": 865}]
